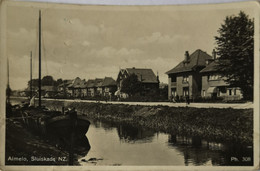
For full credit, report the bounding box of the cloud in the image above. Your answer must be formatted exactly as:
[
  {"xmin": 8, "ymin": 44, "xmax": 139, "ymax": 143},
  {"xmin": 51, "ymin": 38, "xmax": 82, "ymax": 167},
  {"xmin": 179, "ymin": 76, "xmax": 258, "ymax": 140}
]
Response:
[
  {"xmin": 90, "ymin": 46, "xmax": 143, "ymax": 59},
  {"xmin": 82, "ymin": 40, "xmax": 90, "ymax": 47},
  {"xmin": 137, "ymin": 32, "xmax": 190, "ymax": 45}
]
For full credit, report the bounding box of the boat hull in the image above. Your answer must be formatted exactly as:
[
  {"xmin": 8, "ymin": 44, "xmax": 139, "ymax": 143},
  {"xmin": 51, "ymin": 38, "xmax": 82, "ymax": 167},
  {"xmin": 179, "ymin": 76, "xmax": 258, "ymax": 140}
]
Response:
[
  {"xmin": 21, "ymin": 108, "xmax": 90, "ymax": 138},
  {"xmin": 46, "ymin": 115, "xmax": 90, "ymax": 137}
]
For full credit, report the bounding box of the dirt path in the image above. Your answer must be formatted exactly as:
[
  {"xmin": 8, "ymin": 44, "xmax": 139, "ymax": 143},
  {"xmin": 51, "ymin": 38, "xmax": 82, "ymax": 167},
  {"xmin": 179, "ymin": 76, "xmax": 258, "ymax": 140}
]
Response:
[
  {"xmin": 44, "ymin": 98, "xmax": 253, "ymax": 109},
  {"xmin": 12, "ymin": 96, "xmax": 253, "ymax": 109}
]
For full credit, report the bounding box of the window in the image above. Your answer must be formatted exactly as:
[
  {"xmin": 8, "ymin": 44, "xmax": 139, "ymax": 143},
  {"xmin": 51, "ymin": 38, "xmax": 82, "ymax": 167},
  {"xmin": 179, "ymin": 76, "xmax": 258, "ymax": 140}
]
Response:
[
  {"xmin": 183, "ymin": 87, "xmax": 189, "ymax": 96},
  {"xmin": 171, "ymin": 75, "xmax": 176, "ymax": 82},
  {"xmin": 228, "ymin": 89, "xmax": 232, "ymax": 96},
  {"xmin": 234, "ymin": 89, "xmax": 236, "ymax": 95},
  {"xmin": 217, "ymin": 88, "xmax": 220, "ymax": 96},
  {"xmin": 203, "ymin": 90, "xmax": 206, "ymax": 97},
  {"xmin": 183, "ymin": 75, "xmax": 189, "ymax": 83},
  {"xmin": 172, "ymin": 88, "xmax": 176, "ymax": 97}
]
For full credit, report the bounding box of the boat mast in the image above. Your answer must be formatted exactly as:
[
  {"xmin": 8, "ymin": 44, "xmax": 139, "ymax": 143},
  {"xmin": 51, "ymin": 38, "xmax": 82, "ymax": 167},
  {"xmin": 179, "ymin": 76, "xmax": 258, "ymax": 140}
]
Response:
[
  {"xmin": 30, "ymin": 51, "xmax": 32, "ymax": 99},
  {"xmin": 6, "ymin": 58, "xmax": 10, "ymax": 104},
  {"xmin": 7, "ymin": 58, "xmax": 9, "ymax": 88},
  {"xmin": 38, "ymin": 10, "xmax": 42, "ymax": 107}
]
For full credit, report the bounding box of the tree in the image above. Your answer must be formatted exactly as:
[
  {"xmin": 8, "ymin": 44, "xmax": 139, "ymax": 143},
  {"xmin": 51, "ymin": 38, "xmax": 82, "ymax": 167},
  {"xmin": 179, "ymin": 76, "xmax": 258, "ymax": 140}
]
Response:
[
  {"xmin": 215, "ymin": 11, "xmax": 254, "ymax": 100},
  {"xmin": 28, "ymin": 79, "xmax": 38, "ymax": 88},
  {"xmin": 42, "ymin": 75, "xmax": 55, "ymax": 86},
  {"xmin": 121, "ymin": 74, "xmax": 143, "ymax": 96}
]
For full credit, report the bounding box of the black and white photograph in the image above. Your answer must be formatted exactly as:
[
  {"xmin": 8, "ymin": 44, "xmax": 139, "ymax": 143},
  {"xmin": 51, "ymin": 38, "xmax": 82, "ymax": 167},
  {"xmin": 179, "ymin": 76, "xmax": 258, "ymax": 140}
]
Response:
[{"xmin": 0, "ymin": 0, "xmax": 259, "ymax": 170}]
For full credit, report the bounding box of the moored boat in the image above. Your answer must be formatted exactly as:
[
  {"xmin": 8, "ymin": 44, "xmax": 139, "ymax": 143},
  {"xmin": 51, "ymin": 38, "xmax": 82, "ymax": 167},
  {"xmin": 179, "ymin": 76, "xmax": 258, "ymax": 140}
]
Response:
[{"xmin": 20, "ymin": 10, "xmax": 90, "ymax": 139}]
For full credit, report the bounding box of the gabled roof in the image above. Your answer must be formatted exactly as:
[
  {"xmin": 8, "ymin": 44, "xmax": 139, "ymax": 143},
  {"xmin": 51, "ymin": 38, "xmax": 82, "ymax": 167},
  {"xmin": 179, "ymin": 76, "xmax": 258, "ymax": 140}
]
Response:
[
  {"xmin": 200, "ymin": 61, "xmax": 219, "ymax": 73},
  {"xmin": 67, "ymin": 77, "xmax": 86, "ymax": 89},
  {"xmin": 166, "ymin": 49, "xmax": 212, "ymax": 75},
  {"xmin": 101, "ymin": 77, "xmax": 117, "ymax": 87},
  {"xmin": 95, "ymin": 78, "xmax": 103, "ymax": 87},
  {"xmin": 123, "ymin": 68, "xmax": 159, "ymax": 83},
  {"xmin": 58, "ymin": 79, "xmax": 73, "ymax": 87},
  {"xmin": 86, "ymin": 79, "xmax": 95, "ymax": 88}
]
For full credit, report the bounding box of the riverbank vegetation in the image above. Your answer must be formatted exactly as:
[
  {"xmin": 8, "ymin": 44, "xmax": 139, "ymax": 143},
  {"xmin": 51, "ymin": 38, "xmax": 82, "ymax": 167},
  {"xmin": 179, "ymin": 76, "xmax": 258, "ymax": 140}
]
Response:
[{"xmin": 42, "ymin": 100, "xmax": 253, "ymax": 144}]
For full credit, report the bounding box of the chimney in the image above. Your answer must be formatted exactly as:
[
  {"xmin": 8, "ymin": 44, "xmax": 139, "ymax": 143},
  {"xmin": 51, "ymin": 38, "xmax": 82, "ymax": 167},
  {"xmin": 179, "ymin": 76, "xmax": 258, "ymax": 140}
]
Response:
[
  {"xmin": 185, "ymin": 51, "xmax": 189, "ymax": 61},
  {"xmin": 212, "ymin": 49, "xmax": 216, "ymax": 60}
]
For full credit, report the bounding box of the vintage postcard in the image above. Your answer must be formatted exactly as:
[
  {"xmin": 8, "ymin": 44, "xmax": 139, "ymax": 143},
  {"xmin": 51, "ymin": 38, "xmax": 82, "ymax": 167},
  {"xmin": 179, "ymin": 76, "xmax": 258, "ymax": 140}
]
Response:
[{"xmin": 0, "ymin": 0, "xmax": 259, "ymax": 170}]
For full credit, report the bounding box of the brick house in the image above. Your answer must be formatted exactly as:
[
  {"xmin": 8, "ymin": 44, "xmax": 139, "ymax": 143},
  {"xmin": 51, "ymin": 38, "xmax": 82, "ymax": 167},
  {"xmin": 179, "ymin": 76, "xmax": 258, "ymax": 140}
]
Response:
[
  {"xmin": 101, "ymin": 77, "xmax": 117, "ymax": 96},
  {"xmin": 116, "ymin": 67, "xmax": 159, "ymax": 95},
  {"xmin": 57, "ymin": 79, "xmax": 73, "ymax": 97},
  {"xmin": 84, "ymin": 79, "xmax": 96, "ymax": 97},
  {"xmin": 200, "ymin": 51, "xmax": 243, "ymax": 100},
  {"xmin": 66, "ymin": 77, "xmax": 85, "ymax": 98},
  {"xmin": 83, "ymin": 77, "xmax": 117, "ymax": 97},
  {"xmin": 166, "ymin": 49, "xmax": 212, "ymax": 100}
]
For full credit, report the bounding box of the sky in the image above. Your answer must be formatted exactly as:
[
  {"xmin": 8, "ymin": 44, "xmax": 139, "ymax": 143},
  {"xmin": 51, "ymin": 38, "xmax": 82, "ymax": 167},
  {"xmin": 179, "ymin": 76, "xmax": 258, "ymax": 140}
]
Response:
[{"xmin": 5, "ymin": 2, "xmax": 256, "ymax": 90}]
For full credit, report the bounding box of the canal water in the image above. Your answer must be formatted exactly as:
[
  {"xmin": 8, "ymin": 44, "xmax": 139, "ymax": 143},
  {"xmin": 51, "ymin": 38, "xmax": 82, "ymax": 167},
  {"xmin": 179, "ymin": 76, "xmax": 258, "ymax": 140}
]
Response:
[{"xmin": 80, "ymin": 119, "xmax": 253, "ymax": 166}]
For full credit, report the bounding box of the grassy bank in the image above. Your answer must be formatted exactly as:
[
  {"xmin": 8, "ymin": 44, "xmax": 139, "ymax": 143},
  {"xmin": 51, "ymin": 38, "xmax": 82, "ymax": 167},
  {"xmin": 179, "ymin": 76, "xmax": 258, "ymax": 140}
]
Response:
[{"xmin": 41, "ymin": 100, "xmax": 253, "ymax": 144}]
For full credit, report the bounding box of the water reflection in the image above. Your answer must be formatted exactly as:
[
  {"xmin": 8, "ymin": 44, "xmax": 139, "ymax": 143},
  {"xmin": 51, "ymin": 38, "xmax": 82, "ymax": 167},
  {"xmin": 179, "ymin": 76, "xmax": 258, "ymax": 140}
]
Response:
[
  {"xmin": 168, "ymin": 134, "xmax": 253, "ymax": 166},
  {"xmin": 85, "ymin": 119, "xmax": 253, "ymax": 166},
  {"xmin": 116, "ymin": 124, "xmax": 155, "ymax": 143}
]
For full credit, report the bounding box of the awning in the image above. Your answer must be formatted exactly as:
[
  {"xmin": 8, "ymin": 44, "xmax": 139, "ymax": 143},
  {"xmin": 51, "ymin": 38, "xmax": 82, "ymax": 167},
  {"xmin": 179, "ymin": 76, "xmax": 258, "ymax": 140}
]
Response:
[{"xmin": 207, "ymin": 87, "xmax": 217, "ymax": 93}]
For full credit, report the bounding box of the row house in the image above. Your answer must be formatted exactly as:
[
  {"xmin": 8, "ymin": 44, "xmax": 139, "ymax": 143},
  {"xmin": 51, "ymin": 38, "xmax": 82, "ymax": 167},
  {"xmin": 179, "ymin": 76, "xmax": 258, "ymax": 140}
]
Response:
[
  {"xmin": 84, "ymin": 78, "xmax": 103, "ymax": 97},
  {"xmin": 116, "ymin": 67, "xmax": 160, "ymax": 96},
  {"xmin": 101, "ymin": 77, "xmax": 118, "ymax": 96},
  {"xmin": 166, "ymin": 49, "xmax": 243, "ymax": 100},
  {"xmin": 58, "ymin": 77, "xmax": 117, "ymax": 98},
  {"xmin": 67, "ymin": 77, "xmax": 86, "ymax": 97},
  {"xmin": 57, "ymin": 79, "xmax": 73, "ymax": 97},
  {"xmin": 57, "ymin": 77, "xmax": 85, "ymax": 98},
  {"xmin": 83, "ymin": 77, "xmax": 117, "ymax": 97}
]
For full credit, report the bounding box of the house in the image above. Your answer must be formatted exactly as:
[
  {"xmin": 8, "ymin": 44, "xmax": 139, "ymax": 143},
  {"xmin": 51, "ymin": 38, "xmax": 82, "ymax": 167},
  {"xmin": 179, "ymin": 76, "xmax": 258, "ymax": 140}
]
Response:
[
  {"xmin": 166, "ymin": 49, "xmax": 212, "ymax": 100},
  {"xmin": 41, "ymin": 85, "xmax": 57, "ymax": 97},
  {"xmin": 57, "ymin": 79, "xmax": 73, "ymax": 97},
  {"xmin": 65, "ymin": 77, "xmax": 86, "ymax": 98},
  {"xmin": 85, "ymin": 79, "xmax": 96, "ymax": 97},
  {"xmin": 95, "ymin": 78, "xmax": 104, "ymax": 95},
  {"xmin": 116, "ymin": 67, "xmax": 159, "ymax": 95},
  {"xmin": 83, "ymin": 77, "xmax": 117, "ymax": 97},
  {"xmin": 200, "ymin": 50, "xmax": 243, "ymax": 100},
  {"xmin": 101, "ymin": 77, "xmax": 117, "ymax": 96},
  {"xmin": 84, "ymin": 78, "xmax": 103, "ymax": 97}
]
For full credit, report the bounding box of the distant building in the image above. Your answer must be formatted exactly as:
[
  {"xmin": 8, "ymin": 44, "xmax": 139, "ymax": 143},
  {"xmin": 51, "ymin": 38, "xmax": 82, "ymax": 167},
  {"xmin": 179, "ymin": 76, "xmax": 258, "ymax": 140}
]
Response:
[
  {"xmin": 200, "ymin": 50, "xmax": 243, "ymax": 100},
  {"xmin": 85, "ymin": 79, "xmax": 96, "ymax": 97},
  {"xmin": 101, "ymin": 77, "xmax": 117, "ymax": 96},
  {"xmin": 26, "ymin": 84, "xmax": 57, "ymax": 97},
  {"xmin": 116, "ymin": 67, "xmax": 159, "ymax": 96},
  {"xmin": 57, "ymin": 79, "xmax": 73, "ymax": 97},
  {"xmin": 58, "ymin": 77, "xmax": 85, "ymax": 98},
  {"xmin": 83, "ymin": 77, "xmax": 117, "ymax": 97},
  {"xmin": 166, "ymin": 49, "xmax": 212, "ymax": 100}
]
